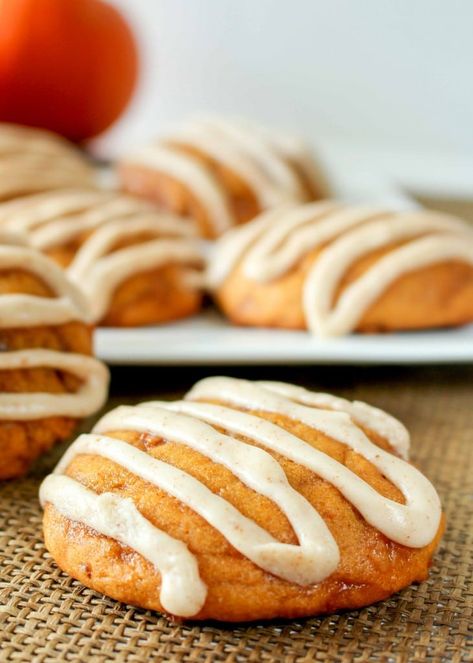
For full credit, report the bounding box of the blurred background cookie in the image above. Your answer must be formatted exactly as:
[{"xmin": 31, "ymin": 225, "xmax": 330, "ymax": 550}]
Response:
[
  {"xmin": 118, "ymin": 116, "xmax": 330, "ymax": 238},
  {"xmin": 0, "ymin": 189, "xmax": 204, "ymax": 327},
  {"xmin": 0, "ymin": 124, "xmax": 96, "ymax": 201},
  {"xmin": 208, "ymin": 202, "xmax": 473, "ymax": 335}
]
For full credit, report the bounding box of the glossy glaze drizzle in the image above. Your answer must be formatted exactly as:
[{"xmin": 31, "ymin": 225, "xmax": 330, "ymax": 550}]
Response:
[
  {"xmin": 0, "ymin": 349, "xmax": 109, "ymax": 419},
  {"xmin": 0, "ymin": 189, "xmax": 149, "ymax": 243}
]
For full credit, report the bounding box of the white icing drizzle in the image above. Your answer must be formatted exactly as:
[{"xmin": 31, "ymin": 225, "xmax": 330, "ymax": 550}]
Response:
[
  {"xmin": 184, "ymin": 377, "xmax": 440, "ymax": 547},
  {"xmin": 0, "ymin": 189, "xmax": 117, "ymax": 233},
  {"xmin": 0, "ymin": 152, "xmax": 91, "ymax": 176},
  {"xmin": 40, "ymin": 377, "xmax": 441, "ymax": 617},
  {"xmin": 305, "ymin": 224, "xmax": 473, "ymax": 337},
  {"xmin": 0, "ymin": 245, "xmax": 91, "ymax": 327},
  {"xmin": 0, "ymin": 349, "xmax": 109, "ymax": 419},
  {"xmin": 256, "ymin": 380, "xmax": 410, "ymax": 459},
  {"xmin": 205, "ymin": 204, "xmax": 299, "ymax": 288},
  {"xmin": 123, "ymin": 144, "xmax": 235, "ymax": 235},
  {"xmin": 55, "ymin": 423, "xmax": 339, "ymax": 584},
  {"xmin": 208, "ymin": 203, "xmax": 473, "ymax": 336},
  {"xmin": 122, "ymin": 117, "xmax": 325, "ymax": 235},
  {"xmin": 167, "ymin": 117, "xmax": 306, "ymax": 207},
  {"xmin": 0, "ymin": 169, "xmax": 94, "ymax": 201},
  {"xmin": 28, "ymin": 197, "xmax": 156, "ymax": 251},
  {"xmin": 67, "ymin": 217, "xmax": 203, "ymax": 322},
  {"xmin": 0, "ymin": 229, "xmax": 28, "ymax": 246},
  {"xmin": 207, "ymin": 201, "xmax": 369, "ymax": 287},
  {"xmin": 0, "ymin": 124, "xmax": 89, "ymax": 162},
  {"xmin": 34, "ymin": 207, "xmax": 195, "ymax": 254},
  {"xmin": 192, "ymin": 118, "xmax": 307, "ymax": 200},
  {"xmin": 160, "ymin": 399, "xmax": 426, "ymax": 542},
  {"xmin": 40, "ymin": 473, "xmax": 205, "ymax": 617},
  {"xmin": 251, "ymin": 122, "xmax": 330, "ymax": 195}
]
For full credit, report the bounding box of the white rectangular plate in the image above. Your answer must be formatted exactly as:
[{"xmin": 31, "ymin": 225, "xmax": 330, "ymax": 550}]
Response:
[
  {"xmin": 94, "ymin": 171, "xmax": 473, "ymax": 366},
  {"xmin": 96, "ymin": 310, "xmax": 473, "ymax": 366}
]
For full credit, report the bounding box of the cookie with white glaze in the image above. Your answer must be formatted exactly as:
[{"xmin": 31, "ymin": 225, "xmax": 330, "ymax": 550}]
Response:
[
  {"xmin": 118, "ymin": 117, "xmax": 330, "ymax": 238},
  {"xmin": 0, "ymin": 189, "xmax": 204, "ymax": 327},
  {"xmin": 208, "ymin": 202, "xmax": 473, "ymax": 335},
  {"xmin": 41, "ymin": 377, "xmax": 443, "ymax": 621}
]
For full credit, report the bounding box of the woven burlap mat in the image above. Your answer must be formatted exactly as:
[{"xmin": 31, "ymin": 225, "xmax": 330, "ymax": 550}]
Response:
[{"xmin": 1, "ymin": 365, "xmax": 472, "ymax": 662}]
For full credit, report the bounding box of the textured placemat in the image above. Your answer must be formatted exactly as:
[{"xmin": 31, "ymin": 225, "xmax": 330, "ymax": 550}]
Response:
[{"xmin": 1, "ymin": 366, "xmax": 472, "ymax": 662}]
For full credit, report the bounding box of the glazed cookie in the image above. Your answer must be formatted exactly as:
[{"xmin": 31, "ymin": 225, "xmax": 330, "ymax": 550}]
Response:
[
  {"xmin": 118, "ymin": 117, "xmax": 330, "ymax": 238},
  {"xmin": 208, "ymin": 202, "xmax": 473, "ymax": 335},
  {"xmin": 0, "ymin": 123, "xmax": 96, "ymax": 201},
  {"xmin": 0, "ymin": 189, "xmax": 204, "ymax": 327},
  {"xmin": 41, "ymin": 377, "xmax": 443, "ymax": 622},
  {"xmin": 67, "ymin": 215, "xmax": 204, "ymax": 327},
  {"xmin": 0, "ymin": 243, "xmax": 109, "ymax": 479}
]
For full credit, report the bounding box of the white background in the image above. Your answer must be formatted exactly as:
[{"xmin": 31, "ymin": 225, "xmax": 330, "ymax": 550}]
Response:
[{"xmin": 97, "ymin": 0, "xmax": 473, "ymax": 196}]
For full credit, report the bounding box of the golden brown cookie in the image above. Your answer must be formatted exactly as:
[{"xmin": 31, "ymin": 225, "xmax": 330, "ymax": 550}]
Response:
[
  {"xmin": 0, "ymin": 189, "xmax": 204, "ymax": 327},
  {"xmin": 208, "ymin": 202, "xmax": 473, "ymax": 335},
  {"xmin": 118, "ymin": 117, "xmax": 330, "ymax": 238},
  {"xmin": 41, "ymin": 377, "xmax": 443, "ymax": 622},
  {"xmin": 0, "ymin": 244, "xmax": 109, "ymax": 479}
]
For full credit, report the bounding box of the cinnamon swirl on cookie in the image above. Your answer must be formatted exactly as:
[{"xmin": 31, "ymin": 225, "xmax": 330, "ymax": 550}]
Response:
[
  {"xmin": 0, "ymin": 244, "xmax": 109, "ymax": 479},
  {"xmin": 0, "ymin": 123, "xmax": 96, "ymax": 201},
  {"xmin": 208, "ymin": 202, "xmax": 473, "ymax": 335},
  {"xmin": 40, "ymin": 377, "xmax": 443, "ymax": 621},
  {"xmin": 118, "ymin": 117, "xmax": 329, "ymax": 238}
]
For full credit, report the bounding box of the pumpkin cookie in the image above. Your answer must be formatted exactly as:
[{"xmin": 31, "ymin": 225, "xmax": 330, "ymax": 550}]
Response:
[
  {"xmin": 41, "ymin": 377, "xmax": 443, "ymax": 621},
  {"xmin": 118, "ymin": 117, "xmax": 330, "ymax": 238},
  {"xmin": 208, "ymin": 202, "xmax": 473, "ymax": 335},
  {"xmin": 0, "ymin": 189, "xmax": 204, "ymax": 327}
]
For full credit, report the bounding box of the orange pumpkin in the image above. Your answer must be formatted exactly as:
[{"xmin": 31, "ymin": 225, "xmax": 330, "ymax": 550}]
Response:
[{"xmin": 0, "ymin": 0, "xmax": 138, "ymax": 141}]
